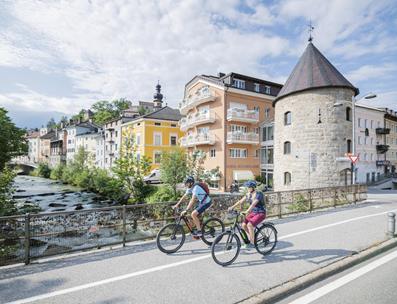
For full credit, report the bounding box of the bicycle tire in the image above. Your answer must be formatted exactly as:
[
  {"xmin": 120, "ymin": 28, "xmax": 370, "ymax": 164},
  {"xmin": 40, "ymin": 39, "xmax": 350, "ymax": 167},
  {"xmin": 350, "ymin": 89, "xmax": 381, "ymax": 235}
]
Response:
[
  {"xmin": 156, "ymin": 223, "xmax": 185, "ymax": 254},
  {"xmin": 211, "ymin": 231, "xmax": 241, "ymax": 266},
  {"xmin": 254, "ymin": 223, "xmax": 277, "ymax": 256},
  {"xmin": 201, "ymin": 217, "xmax": 225, "ymax": 246}
]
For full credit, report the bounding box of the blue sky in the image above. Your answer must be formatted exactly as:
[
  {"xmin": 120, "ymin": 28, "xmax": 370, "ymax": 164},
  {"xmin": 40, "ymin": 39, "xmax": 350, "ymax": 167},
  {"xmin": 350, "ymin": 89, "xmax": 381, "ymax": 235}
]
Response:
[{"xmin": 0, "ymin": 0, "xmax": 396, "ymax": 128}]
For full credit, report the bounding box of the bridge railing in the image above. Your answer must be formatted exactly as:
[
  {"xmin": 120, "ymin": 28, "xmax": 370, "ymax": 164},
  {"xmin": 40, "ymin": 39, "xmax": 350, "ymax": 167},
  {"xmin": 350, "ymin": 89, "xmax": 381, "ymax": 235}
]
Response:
[{"xmin": 0, "ymin": 184, "xmax": 367, "ymax": 266}]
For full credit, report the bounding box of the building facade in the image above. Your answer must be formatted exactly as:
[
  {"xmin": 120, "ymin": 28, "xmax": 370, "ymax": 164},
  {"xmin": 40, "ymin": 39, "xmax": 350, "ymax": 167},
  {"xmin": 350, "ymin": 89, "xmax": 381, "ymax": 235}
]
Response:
[
  {"xmin": 27, "ymin": 131, "xmax": 40, "ymax": 163},
  {"xmin": 179, "ymin": 72, "xmax": 282, "ymax": 191},
  {"xmin": 273, "ymin": 42, "xmax": 359, "ymax": 191},
  {"xmin": 66, "ymin": 122, "xmax": 99, "ymax": 163},
  {"xmin": 355, "ymin": 104, "xmax": 386, "ymax": 183},
  {"xmin": 39, "ymin": 130, "xmax": 56, "ymax": 164},
  {"xmin": 121, "ymin": 106, "xmax": 183, "ymax": 171},
  {"xmin": 385, "ymin": 109, "xmax": 397, "ymax": 174},
  {"xmin": 75, "ymin": 129, "xmax": 102, "ymax": 167},
  {"xmin": 49, "ymin": 129, "xmax": 67, "ymax": 168}
]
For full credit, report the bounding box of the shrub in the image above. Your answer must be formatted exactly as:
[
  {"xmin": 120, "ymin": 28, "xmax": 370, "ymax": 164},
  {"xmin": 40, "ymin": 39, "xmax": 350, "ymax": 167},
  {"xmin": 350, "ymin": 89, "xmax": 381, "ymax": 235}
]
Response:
[
  {"xmin": 147, "ymin": 185, "xmax": 182, "ymax": 204},
  {"xmin": 32, "ymin": 163, "xmax": 51, "ymax": 178},
  {"xmin": 50, "ymin": 164, "xmax": 65, "ymax": 180},
  {"xmin": 74, "ymin": 169, "xmax": 91, "ymax": 188}
]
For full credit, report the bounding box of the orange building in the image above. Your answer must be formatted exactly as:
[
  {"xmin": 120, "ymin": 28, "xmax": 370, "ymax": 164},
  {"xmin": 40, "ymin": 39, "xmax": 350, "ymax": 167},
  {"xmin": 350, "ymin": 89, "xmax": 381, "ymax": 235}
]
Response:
[{"xmin": 179, "ymin": 72, "xmax": 282, "ymax": 192}]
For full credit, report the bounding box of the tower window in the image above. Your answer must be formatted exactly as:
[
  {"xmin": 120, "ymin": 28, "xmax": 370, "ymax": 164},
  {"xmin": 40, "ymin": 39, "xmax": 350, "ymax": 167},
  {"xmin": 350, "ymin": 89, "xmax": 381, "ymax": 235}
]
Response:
[
  {"xmin": 284, "ymin": 141, "xmax": 291, "ymax": 154},
  {"xmin": 284, "ymin": 112, "xmax": 292, "ymax": 125},
  {"xmin": 346, "ymin": 107, "xmax": 351, "ymax": 121},
  {"xmin": 347, "ymin": 139, "xmax": 352, "ymax": 153},
  {"xmin": 284, "ymin": 172, "xmax": 291, "ymax": 185}
]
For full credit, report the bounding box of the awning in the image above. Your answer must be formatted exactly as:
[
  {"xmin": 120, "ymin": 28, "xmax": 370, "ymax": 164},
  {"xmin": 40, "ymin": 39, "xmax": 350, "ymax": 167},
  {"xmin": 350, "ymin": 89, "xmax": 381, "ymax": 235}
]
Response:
[{"xmin": 233, "ymin": 170, "xmax": 255, "ymax": 181}]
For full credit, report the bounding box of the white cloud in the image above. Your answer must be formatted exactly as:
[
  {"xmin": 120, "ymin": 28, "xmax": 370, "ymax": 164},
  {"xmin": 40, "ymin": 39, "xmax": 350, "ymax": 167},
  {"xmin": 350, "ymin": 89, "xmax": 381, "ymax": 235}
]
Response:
[{"xmin": 347, "ymin": 63, "xmax": 397, "ymax": 82}]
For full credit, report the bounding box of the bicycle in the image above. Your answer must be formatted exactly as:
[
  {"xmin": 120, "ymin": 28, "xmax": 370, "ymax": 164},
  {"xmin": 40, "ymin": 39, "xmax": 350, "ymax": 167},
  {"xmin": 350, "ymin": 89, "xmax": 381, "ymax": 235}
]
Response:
[
  {"xmin": 211, "ymin": 210, "xmax": 277, "ymax": 266},
  {"xmin": 156, "ymin": 209, "xmax": 225, "ymax": 254}
]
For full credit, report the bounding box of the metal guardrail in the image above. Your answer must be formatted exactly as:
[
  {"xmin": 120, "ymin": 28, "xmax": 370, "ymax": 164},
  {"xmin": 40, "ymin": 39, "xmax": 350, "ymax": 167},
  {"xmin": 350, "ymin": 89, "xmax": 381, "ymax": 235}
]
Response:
[{"xmin": 0, "ymin": 184, "xmax": 367, "ymax": 266}]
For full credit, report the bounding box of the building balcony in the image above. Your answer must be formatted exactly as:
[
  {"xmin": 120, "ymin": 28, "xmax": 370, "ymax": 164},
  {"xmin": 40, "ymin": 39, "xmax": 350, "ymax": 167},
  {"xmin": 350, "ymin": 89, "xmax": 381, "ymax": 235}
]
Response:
[
  {"xmin": 376, "ymin": 128, "xmax": 390, "ymax": 135},
  {"xmin": 180, "ymin": 132, "xmax": 216, "ymax": 147},
  {"xmin": 179, "ymin": 86, "xmax": 216, "ymax": 115},
  {"xmin": 179, "ymin": 111, "xmax": 216, "ymax": 131},
  {"xmin": 227, "ymin": 108, "xmax": 259, "ymax": 123},
  {"xmin": 227, "ymin": 132, "xmax": 259, "ymax": 145},
  {"xmin": 376, "ymin": 144, "xmax": 389, "ymax": 154}
]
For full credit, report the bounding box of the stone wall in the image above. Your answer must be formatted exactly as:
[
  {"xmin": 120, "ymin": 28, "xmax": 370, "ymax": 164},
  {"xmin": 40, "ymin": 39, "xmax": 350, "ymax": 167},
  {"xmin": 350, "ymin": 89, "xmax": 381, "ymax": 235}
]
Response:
[{"xmin": 274, "ymin": 87, "xmax": 355, "ymax": 191}]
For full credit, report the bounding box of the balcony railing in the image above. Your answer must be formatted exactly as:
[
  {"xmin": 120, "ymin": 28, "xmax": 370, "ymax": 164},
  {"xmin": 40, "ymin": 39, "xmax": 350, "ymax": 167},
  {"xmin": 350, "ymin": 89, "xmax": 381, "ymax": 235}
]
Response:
[
  {"xmin": 376, "ymin": 144, "xmax": 389, "ymax": 154},
  {"xmin": 179, "ymin": 86, "xmax": 216, "ymax": 115},
  {"xmin": 180, "ymin": 132, "xmax": 216, "ymax": 147},
  {"xmin": 179, "ymin": 111, "xmax": 216, "ymax": 131},
  {"xmin": 376, "ymin": 128, "xmax": 391, "ymax": 135},
  {"xmin": 227, "ymin": 132, "xmax": 259, "ymax": 144},
  {"xmin": 227, "ymin": 108, "xmax": 259, "ymax": 123}
]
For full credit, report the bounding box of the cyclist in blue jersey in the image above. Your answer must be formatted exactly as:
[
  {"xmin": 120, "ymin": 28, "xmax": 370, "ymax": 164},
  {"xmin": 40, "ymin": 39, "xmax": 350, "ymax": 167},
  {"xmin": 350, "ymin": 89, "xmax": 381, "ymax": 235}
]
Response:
[{"xmin": 172, "ymin": 176, "xmax": 212, "ymax": 237}]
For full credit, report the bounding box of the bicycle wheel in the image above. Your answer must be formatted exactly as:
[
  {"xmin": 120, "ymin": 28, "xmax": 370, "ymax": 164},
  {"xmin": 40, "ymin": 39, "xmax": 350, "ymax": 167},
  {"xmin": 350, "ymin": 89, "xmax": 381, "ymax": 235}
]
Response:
[
  {"xmin": 201, "ymin": 217, "xmax": 225, "ymax": 246},
  {"xmin": 211, "ymin": 231, "xmax": 241, "ymax": 266},
  {"xmin": 254, "ymin": 223, "xmax": 277, "ymax": 256},
  {"xmin": 156, "ymin": 223, "xmax": 185, "ymax": 254}
]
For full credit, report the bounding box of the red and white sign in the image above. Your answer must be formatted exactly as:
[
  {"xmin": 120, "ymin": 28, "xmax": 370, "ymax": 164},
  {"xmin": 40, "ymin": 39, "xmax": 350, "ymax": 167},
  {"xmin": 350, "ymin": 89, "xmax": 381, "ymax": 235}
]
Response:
[{"xmin": 347, "ymin": 153, "xmax": 359, "ymax": 164}]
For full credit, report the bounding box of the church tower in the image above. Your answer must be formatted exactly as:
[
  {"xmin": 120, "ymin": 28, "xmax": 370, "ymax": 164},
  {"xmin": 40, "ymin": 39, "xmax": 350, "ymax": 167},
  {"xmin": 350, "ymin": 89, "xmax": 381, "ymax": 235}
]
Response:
[
  {"xmin": 273, "ymin": 42, "xmax": 359, "ymax": 191},
  {"xmin": 153, "ymin": 82, "xmax": 164, "ymax": 110}
]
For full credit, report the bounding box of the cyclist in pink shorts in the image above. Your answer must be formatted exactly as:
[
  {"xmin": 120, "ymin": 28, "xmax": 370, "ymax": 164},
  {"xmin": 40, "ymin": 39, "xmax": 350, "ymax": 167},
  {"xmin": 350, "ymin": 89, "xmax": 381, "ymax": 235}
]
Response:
[{"xmin": 228, "ymin": 180, "xmax": 266, "ymax": 249}]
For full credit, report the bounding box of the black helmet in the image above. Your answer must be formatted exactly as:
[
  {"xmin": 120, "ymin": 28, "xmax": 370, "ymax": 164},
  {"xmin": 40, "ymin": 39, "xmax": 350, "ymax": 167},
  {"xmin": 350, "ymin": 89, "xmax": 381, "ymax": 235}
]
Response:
[{"xmin": 184, "ymin": 176, "xmax": 195, "ymax": 185}]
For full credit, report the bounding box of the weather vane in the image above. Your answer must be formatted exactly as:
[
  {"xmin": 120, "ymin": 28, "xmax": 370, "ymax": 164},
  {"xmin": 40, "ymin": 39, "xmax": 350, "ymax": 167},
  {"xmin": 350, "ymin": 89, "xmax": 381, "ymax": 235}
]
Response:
[{"xmin": 308, "ymin": 20, "xmax": 314, "ymax": 42}]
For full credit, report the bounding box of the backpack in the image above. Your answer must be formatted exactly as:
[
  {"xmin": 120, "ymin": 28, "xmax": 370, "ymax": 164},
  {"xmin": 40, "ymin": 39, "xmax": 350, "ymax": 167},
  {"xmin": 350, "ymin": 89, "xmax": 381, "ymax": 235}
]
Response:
[{"xmin": 194, "ymin": 182, "xmax": 210, "ymax": 204}]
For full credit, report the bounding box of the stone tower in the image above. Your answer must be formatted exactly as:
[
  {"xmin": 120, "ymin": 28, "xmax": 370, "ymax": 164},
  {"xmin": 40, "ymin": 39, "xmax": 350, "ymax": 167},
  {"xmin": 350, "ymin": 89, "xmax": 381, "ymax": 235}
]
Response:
[
  {"xmin": 273, "ymin": 42, "xmax": 359, "ymax": 191},
  {"xmin": 153, "ymin": 82, "xmax": 163, "ymax": 110}
]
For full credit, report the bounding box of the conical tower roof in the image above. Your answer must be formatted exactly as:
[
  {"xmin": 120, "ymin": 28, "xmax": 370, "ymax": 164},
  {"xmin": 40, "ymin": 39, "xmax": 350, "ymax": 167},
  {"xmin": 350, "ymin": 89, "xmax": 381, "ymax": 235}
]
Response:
[{"xmin": 274, "ymin": 42, "xmax": 359, "ymax": 104}]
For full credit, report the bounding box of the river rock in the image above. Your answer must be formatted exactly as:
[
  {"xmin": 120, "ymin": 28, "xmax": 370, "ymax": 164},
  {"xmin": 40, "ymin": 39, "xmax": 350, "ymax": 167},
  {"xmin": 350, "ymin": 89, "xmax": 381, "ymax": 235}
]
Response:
[
  {"xmin": 74, "ymin": 204, "xmax": 84, "ymax": 210},
  {"xmin": 48, "ymin": 203, "xmax": 67, "ymax": 207}
]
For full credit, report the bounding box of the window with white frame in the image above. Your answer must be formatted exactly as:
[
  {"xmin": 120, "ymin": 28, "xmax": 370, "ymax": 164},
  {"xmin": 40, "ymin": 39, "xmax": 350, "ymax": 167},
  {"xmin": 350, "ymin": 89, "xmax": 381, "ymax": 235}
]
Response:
[
  {"xmin": 230, "ymin": 125, "xmax": 247, "ymax": 133},
  {"xmin": 229, "ymin": 148, "xmax": 247, "ymax": 158},
  {"xmin": 262, "ymin": 125, "xmax": 274, "ymax": 141},
  {"xmin": 154, "ymin": 132, "xmax": 162, "ymax": 146},
  {"xmin": 364, "ymin": 119, "xmax": 367, "ymax": 128},
  {"xmin": 254, "ymin": 83, "xmax": 260, "ymax": 92},
  {"xmin": 371, "ymin": 120, "xmax": 374, "ymax": 129},
  {"xmin": 265, "ymin": 86, "xmax": 271, "ymax": 94},
  {"xmin": 284, "ymin": 112, "xmax": 291, "ymax": 125},
  {"xmin": 136, "ymin": 133, "xmax": 141, "ymax": 145},
  {"xmin": 253, "ymin": 106, "xmax": 260, "ymax": 112},
  {"xmin": 358, "ymin": 136, "xmax": 362, "ymax": 145},
  {"xmin": 154, "ymin": 151, "xmax": 161, "ymax": 164},
  {"xmin": 284, "ymin": 172, "xmax": 291, "ymax": 185},
  {"xmin": 208, "ymin": 180, "xmax": 219, "ymax": 189},
  {"xmin": 265, "ymin": 108, "xmax": 270, "ymax": 119},
  {"xmin": 358, "ymin": 118, "xmax": 361, "ymax": 128},
  {"xmin": 210, "ymin": 149, "xmax": 216, "ymax": 158},
  {"xmin": 255, "ymin": 149, "xmax": 259, "ymax": 158},
  {"xmin": 233, "ymin": 79, "xmax": 245, "ymax": 89}
]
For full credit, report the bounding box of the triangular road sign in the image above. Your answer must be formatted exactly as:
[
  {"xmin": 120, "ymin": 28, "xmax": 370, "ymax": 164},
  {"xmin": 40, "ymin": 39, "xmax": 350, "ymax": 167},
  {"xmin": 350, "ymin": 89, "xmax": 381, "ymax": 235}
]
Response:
[{"xmin": 348, "ymin": 154, "xmax": 359, "ymax": 164}]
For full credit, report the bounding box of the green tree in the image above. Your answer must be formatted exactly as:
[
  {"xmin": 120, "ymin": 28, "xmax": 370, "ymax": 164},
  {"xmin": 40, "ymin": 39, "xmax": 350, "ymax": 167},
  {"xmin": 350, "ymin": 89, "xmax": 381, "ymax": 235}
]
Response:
[
  {"xmin": 91, "ymin": 98, "xmax": 132, "ymax": 125},
  {"xmin": 160, "ymin": 149, "xmax": 188, "ymax": 197},
  {"xmin": 138, "ymin": 105, "xmax": 148, "ymax": 116},
  {"xmin": 0, "ymin": 167, "xmax": 17, "ymax": 216},
  {"xmin": 112, "ymin": 138, "xmax": 151, "ymax": 203},
  {"xmin": 0, "ymin": 108, "xmax": 28, "ymax": 170},
  {"xmin": 46, "ymin": 117, "xmax": 57, "ymax": 129},
  {"xmin": 187, "ymin": 150, "xmax": 206, "ymax": 181}
]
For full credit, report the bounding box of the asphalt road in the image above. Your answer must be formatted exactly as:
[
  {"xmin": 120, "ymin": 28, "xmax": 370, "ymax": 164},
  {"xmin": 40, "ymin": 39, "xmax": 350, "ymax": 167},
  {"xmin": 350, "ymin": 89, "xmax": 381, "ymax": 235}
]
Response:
[
  {"xmin": 276, "ymin": 247, "xmax": 397, "ymax": 304},
  {"xmin": 1, "ymin": 190, "xmax": 397, "ymax": 304}
]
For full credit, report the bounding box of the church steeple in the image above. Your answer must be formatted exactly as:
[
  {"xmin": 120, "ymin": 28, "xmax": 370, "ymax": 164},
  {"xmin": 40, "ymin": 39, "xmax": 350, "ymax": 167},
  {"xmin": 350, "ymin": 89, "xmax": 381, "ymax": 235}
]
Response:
[{"xmin": 153, "ymin": 81, "xmax": 163, "ymax": 110}]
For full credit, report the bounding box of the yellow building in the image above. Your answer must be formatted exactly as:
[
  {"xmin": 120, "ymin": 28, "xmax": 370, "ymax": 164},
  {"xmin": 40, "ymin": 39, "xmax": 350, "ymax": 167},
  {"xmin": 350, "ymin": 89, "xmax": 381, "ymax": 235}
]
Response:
[{"xmin": 121, "ymin": 106, "xmax": 184, "ymax": 170}]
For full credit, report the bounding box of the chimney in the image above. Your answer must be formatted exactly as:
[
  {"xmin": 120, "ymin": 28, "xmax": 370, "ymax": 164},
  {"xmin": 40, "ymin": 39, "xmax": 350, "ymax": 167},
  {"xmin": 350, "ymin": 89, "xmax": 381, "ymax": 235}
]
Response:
[{"xmin": 218, "ymin": 72, "xmax": 225, "ymax": 78}]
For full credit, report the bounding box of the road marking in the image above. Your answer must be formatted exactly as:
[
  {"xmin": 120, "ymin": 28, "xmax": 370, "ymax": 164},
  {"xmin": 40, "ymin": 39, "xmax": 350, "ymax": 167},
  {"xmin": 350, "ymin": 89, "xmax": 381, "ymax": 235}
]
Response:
[
  {"xmin": 5, "ymin": 207, "xmax": 397, "ymax": 304},
  {"xmin": 287, "ymin": 249, "xmax": 397, "ymax": 304},
  {"xmin": 279, "ymin": 208, "xmax": 397, "ymax": 240}
]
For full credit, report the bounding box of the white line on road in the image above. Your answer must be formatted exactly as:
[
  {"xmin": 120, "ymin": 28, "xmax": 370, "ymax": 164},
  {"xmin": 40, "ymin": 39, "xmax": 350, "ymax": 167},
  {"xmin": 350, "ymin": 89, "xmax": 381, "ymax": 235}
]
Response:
[
  {"xmin": 286, "ymin": 248, "xmax": 397, "ymax": 304},
  {"xmin": 279, "ymin": 208, "xmax": 397, "ymax": 240},
  {"xmin": 5, "ymin": 207, "xmax": 397, "ymax": 304}
]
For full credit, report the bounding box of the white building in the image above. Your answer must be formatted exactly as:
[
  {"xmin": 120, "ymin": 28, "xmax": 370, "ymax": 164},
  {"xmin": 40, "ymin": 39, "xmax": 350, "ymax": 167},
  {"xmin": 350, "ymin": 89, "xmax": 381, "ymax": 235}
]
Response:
[
  {"xmin": 27, "ymin": 131, "xmax": 40, "ymax": 163},
  {"xmin": 66, "ymin": 122, "xmax": 99, "ymax": 163},
  {"xmin": 95, "ymin": 129, "xmax": 105, "ymax": 169},
  {"xmin": 75, "ymin": 129, "xmax": 102, "ymax": 167},
  {"xmin": 355, "ymin": 104, "xmax": 386, "ymax": 183}
]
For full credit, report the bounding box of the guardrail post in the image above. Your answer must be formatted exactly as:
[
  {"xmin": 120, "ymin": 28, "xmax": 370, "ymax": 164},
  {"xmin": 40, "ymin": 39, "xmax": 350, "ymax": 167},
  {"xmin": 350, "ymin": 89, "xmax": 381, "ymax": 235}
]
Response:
[
  {"xmin": 277, "ymin": 192, "xmax": 282, "ymax": 218},
  {"xmin": 353, "ymin": 185, "xmax": 357, "ymax": 204},
  {"xmin": 122, "ymin": 205, "xmax": 126, "ymax": 247},
  {"xmin": 308, "ymin": 190, "xmax": 313, "ymax": 212},
  {"xmin": 24, "ymin": 213, "xmax": 30, "ymax": 265},
  {"xmin": 333, "ymin": 188, "xmax": 337, "ymax": 208},
  {"xmin": 387, "ymin": 212, "xmax": 396, "ymax": 238}
]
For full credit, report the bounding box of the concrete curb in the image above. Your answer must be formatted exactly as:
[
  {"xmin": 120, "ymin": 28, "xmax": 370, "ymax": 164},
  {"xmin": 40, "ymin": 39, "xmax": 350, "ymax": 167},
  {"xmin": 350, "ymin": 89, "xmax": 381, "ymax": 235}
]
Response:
[{"xmin": 237, "ymin": 237, "xmax": 397, "ymax": 304}]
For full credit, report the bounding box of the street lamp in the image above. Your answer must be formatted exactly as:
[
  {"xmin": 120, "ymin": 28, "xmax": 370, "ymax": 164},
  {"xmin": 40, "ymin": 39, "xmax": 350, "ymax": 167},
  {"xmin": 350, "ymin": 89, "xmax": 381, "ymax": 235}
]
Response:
[{"xmin": 351, "ymin": 93, "xmax": 377, "ymax": 184}]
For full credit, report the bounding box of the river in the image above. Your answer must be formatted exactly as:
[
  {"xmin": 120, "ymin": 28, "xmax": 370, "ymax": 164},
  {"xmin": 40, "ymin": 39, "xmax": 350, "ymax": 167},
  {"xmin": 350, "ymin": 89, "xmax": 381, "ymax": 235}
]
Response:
[{"xmin": 13, "ymin": 175, "xmax": 113, "ymax": 213}]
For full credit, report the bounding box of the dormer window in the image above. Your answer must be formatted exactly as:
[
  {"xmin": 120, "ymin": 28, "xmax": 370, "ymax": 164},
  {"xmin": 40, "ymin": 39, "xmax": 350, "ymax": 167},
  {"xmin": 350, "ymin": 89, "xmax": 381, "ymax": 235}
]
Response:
[
  {"xmin": 265, "ymin": 86, "xmax": 271, "ymax": 94},
  {"xmin": 233, "ymin": 79, "xmax": 245, "ymax": 89},
  {"xmin": 254, "ymin": 83, "xmax": 260, "ymax": 92}
]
